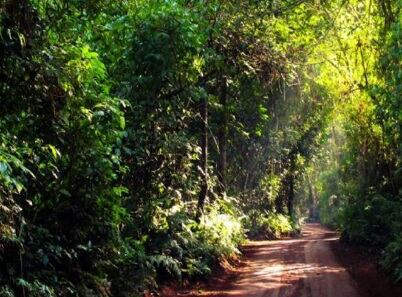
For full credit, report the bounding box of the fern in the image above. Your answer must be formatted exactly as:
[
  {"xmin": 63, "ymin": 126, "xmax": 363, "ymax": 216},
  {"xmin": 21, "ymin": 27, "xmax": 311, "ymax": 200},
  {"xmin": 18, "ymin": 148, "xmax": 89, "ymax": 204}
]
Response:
[
  {"xmin": 381, "ymin": 237, "xmax": 402, "ymax": 282},
  {"xmin": 149, "ymin": 255, "xmax": 182, "ymax": 278}
]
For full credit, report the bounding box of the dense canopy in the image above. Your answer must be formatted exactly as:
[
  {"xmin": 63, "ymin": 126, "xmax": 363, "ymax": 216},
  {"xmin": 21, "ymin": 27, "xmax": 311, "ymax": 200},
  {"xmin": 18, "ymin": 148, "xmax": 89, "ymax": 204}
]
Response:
[{"xmin": 0, "ymin": 0, "xmax": 401, "ymax": 296}]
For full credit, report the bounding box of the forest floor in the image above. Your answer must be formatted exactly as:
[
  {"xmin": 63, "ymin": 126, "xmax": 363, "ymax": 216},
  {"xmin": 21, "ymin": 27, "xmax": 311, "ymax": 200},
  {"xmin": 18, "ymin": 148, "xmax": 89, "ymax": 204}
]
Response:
[{"xmin": 163, "ymin": 224, "xmax": 402, "ymax": 297}]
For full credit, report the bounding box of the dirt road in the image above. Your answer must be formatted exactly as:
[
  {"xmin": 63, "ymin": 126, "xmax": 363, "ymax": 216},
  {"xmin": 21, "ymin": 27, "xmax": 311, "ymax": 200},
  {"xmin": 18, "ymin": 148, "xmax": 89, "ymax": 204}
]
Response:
[{"xmin": 179, "ymin": 224, "xmax": 363, "ymax": 297}]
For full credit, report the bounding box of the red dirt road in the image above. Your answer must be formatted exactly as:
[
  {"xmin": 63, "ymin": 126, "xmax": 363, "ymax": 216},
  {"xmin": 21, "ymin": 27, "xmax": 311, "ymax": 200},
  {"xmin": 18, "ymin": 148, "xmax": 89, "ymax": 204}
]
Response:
[{"xmin": 179, "ymin": 224, "xmax": 362, "ymax": 297}]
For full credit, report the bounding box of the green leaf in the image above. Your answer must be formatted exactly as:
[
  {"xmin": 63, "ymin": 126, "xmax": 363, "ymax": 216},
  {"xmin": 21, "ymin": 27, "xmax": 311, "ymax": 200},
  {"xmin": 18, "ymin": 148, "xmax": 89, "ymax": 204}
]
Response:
[
  {"xmin": 119, "ymin": 116, "xmax": 126, "ymax": 129},
  {"xmin": 60, "ymin": 189, "xmax": 71, "ymax": 197},
  {"xmin": 42, "ymin": 255, "xmax": 49, "ymax": 266},
  {"xmin": 48, "ymin": 144, "xmax": 60, "ymax": 160},
  {"xmin": 0, "ymin": 161, "xmax": 8, "ymax": 174}
]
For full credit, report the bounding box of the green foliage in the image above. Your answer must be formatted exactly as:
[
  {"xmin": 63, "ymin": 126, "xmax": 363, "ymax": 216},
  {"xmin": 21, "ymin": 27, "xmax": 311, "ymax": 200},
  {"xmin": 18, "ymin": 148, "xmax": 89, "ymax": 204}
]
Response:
[
  {"xmin": 0, "ymin": 0, "xmax": 127, "ymax": 295},
  {"xmin": 107, "ymin": 199, "xmax": 245, "ymax": 295},
  {"xmin": 341, "ymin": 195, "xmax": 396, "ymax": 247},
  {"xmin": 0, "ymin": 286, "xmax": 14, "ymax": 297},
  {"xmin": 2, "ymin": 0, "xmax": 402, "ymax": 295},
  {"xmin": 308, "ymin": 0, "xmax": 402, "ymax": 282},
  {"xmin": 382, "ymin": 237, "xmax": 402, "ymax": 282},
  {"xmin": 245, "ymin": 211, "xmax": 295, "ymax": 239},
  {"xmin": 148, "ymin": 199, "xmax": 244, "ymax": 280}
]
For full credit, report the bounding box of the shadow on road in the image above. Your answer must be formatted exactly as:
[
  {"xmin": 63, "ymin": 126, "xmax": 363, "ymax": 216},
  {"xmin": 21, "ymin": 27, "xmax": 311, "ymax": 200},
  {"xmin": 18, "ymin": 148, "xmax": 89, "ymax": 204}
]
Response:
[{"xmin": 178, "ymin": 224, "xmax": 359, "ymax": 297}]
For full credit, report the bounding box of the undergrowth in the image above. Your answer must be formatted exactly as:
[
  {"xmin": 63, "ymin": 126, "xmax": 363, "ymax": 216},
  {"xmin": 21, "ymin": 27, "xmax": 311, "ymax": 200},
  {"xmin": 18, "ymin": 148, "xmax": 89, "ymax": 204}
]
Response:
[
  {"xmin": 112, "ymin": 198, "xmax": 245, "ymax": 295},
  {"xmin": 244, "ymin": 210, "xmax": 297, "ymax": 239},
  {"xmin": 337, "ymin": 193, "xmax": 402, "ymax": 283}
]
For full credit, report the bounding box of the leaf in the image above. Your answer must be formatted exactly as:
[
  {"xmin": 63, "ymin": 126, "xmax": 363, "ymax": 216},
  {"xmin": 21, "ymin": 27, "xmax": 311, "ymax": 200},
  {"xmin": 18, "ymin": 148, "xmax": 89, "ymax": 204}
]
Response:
[
  {"xmin": 60, "ymin": 189, "xmax": 71, "ymax": 197},
  {"xmin": 0, "ymin": 161, "xmax": 8, "ymax": 174},
  {"xmin": 18, "ymin": 32, "xmax": 26, "ymax": 47},
  {"xmin": 17, "ymin": 278, "xmax": 30, "ymax": 288},
  {"xmin": 14, "ymin": 181, "xmax": 24, "ymax": 193},
  {"xmin": 42, "ymin": 255, "xmax": 49, "ymax": 266},
  {"xmin": 0, "ymin": 205, "xmax": 12, "ymax": 213},
  {"xmin": 48, "ymin": 144, "xmax": 60, "ymax": 160},
  {"xmin": 119, "ymin": 116, "xmax": 126, "ymax": 129}
]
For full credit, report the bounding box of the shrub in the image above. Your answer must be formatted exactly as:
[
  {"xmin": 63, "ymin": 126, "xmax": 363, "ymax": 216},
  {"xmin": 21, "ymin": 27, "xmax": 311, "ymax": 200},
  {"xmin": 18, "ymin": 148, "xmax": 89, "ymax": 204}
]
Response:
[
  {"xmin": 245, "ymin": 210, "xmax": 295, "ymax": 239},
  {"xmin": 120, "ymin": 198, "xmax": 246, "ymax": 292},
  {"xmin": 381, "ymin": 237, "xmax": 402, "ymax": 283}
]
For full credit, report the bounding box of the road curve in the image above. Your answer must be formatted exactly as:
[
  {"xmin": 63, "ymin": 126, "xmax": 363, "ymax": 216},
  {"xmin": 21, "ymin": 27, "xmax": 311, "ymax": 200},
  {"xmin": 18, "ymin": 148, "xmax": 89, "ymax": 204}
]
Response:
[{"xmin": 179, "ymin": 224, "xmax": 361, "ymax": 297}]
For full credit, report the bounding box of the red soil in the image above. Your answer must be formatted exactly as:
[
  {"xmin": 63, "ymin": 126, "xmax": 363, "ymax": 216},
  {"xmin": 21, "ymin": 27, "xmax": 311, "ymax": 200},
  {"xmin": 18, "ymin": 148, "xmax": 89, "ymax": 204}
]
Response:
[{"xmin": 158, "ymin": 224, "xmax": 402, "ymax": 297}]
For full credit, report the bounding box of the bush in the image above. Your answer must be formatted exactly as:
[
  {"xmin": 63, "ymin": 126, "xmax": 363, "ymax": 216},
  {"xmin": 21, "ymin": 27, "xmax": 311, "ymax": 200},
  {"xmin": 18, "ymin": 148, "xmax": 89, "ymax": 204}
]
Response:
[
  {"xmin": 168, "ymin": 199, "xmax": 244, "ymax": 279},
  {"xmin": 245, "ymin": 210, "xmax": 295, "ymax": 239},
  {"xmin": 119, "ymin": 198, "xmax": 245, "ymax": 292},
  {"xmin": 381, "ymin": 237, "xmax": 402, "ymax": 283},
  {"xmin": 339, "ymin": 193, "xmax": 402, "ymax": 283},
  {"xmin": 340, "ymin": 194, "xmax": 399, "ymax": 248}
]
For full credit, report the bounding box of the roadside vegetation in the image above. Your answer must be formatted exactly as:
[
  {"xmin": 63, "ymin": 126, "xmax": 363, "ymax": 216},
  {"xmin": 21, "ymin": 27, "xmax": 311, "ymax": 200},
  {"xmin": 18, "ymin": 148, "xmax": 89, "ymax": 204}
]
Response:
[{"xmin": 0, "ymin": 0, "xmax": 401, "ymax": 296}]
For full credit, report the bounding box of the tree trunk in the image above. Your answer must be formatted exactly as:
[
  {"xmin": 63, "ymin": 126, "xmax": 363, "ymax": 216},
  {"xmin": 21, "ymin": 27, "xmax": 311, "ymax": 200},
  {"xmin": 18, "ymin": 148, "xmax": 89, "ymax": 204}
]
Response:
[
  {"xmin": 307, "ymin": 174, "xmax": 317, "ymax": 221},
  {"xmin": 287, "ymin": 174, "xmax": 294, "ymax": 217},
  {"xmin": 217, "ymin": 77, "xmax": 227, "ymax": 196},
  {"xmin": 198, "ymin": 85, "xmax": 208, "ymax": 212}
]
